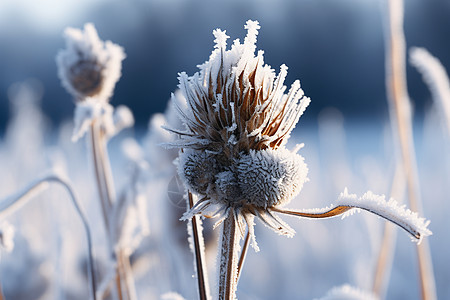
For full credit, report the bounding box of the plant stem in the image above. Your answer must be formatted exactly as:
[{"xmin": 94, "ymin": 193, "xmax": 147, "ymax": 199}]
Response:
[
  {"xmin": 89, "ymin": 122, "xmax": 127, "ymax": 300},
  {"xmin": 90, "ymin": 122, "xmax": 111, "ymax": 229},
  {"xmin": 236, "ymin": 231, "xmax": 250, "ymax": 284},
  {"xmin": 218, "ymin": 210, "xmax": 240, "ymax": 300},
  {"xmin": 119, "ymin": 251, "xmax": 138, "ymax": 300},
  {"xmin": 372, "ymin": 164, "xmax": 403, "ymax": 297},
  {"xmin": 188, "ymin": 191, "xmax": 210, "ymax": 300},
  {"xmin": 383, "ymin": 0, "xmax": 436, "ymax": 299}
]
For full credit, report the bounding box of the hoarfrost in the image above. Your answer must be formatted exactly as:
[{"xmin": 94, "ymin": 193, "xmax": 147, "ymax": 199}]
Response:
[{"xmin": 338, "ymin": 188, "xmax": 432, "ymax": 244}]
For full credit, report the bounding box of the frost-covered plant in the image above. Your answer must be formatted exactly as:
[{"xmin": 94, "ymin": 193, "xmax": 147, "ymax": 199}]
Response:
[
  {"xmin": 56, "ymin": 23, "xmax": 125, "ymax": 102},
  {"xmin": 410, "ymin": 47, "xmax": 450, "ymax": 135},
  {"xmin": 0, "ymin": 174, "xmax": 96, "ymax": 299},
  {"xmin": 56, "ymin": 23, "xmax": 139, "ymax": 300},
  {"xmin": 167, "ymin": 20, "xmax": 432, "ymax": 299}
]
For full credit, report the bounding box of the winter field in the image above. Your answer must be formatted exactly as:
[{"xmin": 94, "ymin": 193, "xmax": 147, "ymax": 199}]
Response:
[{"xmin": 0, "ymin": 1, "xmax": 449, "ymax": 300}]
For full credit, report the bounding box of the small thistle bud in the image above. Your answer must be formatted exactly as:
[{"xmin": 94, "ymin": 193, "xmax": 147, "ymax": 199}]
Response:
[
  {"xmin": 56, "ymin": 23, "xmax": 125, "ymax": 101},
  {"xmin": 178, "ymin": 150, "xmax": 219, "ymax": 195},
  {"xmin": 237, "ymin": 148, "xmax": 308, "ymax": 208}
]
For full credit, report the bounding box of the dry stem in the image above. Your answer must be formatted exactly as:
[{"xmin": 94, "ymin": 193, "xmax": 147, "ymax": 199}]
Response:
[
  {"xmin": 384, "ymin": 0, "xmax": 436, "ymax": 298},
  {"xmin": 188, "ymin": 191, "xmax": 210, "ymax": 300},
  {"xmin": 236, "ymin": 231, "xmax": 250, "ymax": 283},
  {"xmin": 372, "ymin": 164, "xmax": 403, "ymax": 297},
  {"xmin": 89, "ymin": 122, "xmax": 129, "ymax": 300}
]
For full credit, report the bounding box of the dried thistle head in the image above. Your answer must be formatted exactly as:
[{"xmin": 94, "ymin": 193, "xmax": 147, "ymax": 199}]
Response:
[
  {"xmin": 56, "ymin": 23, "xmax": 125, "ymax": 102},
  {"xmin": 168, "ymin": 20, "xmax": 310, "ymax": 242}
]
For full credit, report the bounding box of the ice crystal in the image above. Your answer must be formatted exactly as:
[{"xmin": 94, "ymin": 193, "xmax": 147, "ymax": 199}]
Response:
[{"xmin": 338, "ymin": 188, "xmax": 432, "ymax": 244}]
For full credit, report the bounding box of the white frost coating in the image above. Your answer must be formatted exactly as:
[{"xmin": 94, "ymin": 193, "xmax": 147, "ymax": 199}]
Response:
[
  {"xmin": 72, "ymin": 98, "xmax": 114, "ymax": 141},
  {"xmin": 0, "ymin": 221, "xmax": 15, "ymax": 252},
  {"xmin": 56, "ymin": 23, "xmax": 125, "ymax": 101},
  {"xmin": 161, "ymin": 292, "xmax": 186, "ymax": 300},
  {"xmin": 410, "ymin": 47, "xmax": 450, "ymax": 134},
  {"xmin": 237, "ymin": 147, "xmax": 308, "ymax": 208},
  {"xmin": 116, "ymin": 194, "xmax": 150, "ymax": 256},
  {"xmin": 112, "ymin": 105, "xmax": 135, "ymax": 135},
  {"xmin": 315, "ymin": 284, "xmax": 379, "ymax": 300},
  {"xmin": 169, "ymin": 19, "xmax": 310, "ymax": 151},
  {"xmin": 338, "ymin": 188, "xmax": 432, "ymax": 244}
]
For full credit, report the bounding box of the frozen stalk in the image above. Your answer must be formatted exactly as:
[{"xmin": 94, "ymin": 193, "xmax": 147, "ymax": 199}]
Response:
[
  {"xmin": 218, "ymin": 210, "xmax": 240, "ymax": 300},
  {"xmin": 57, "ymin": 23, "xmax": 136, "ymax": 300}
]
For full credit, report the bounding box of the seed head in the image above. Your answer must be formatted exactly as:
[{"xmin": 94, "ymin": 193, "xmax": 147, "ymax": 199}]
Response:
[
  {"xmin": 171, "ymin": 20, "xmax": 310, "ymax": 212},
  {"xmin": 56, "ymin": 23, "xmax": 125, "ymax": 101}
]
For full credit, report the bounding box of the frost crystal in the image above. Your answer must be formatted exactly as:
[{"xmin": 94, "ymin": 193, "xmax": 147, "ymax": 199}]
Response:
[
  {"xmin": 237, "ymin": 148, "xmax": 308, "ymax": 208},
  {"xmin": 338, "ymin": 188, "xmax": 432, "ymax": 243},
  {"xmin": 56, "ymin": 23, "xmax": 125, "ymax": 101}
]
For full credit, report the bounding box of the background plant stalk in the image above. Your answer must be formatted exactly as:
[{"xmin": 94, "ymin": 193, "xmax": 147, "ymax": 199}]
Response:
[
  {"xmin": 89, "ymin": 122, "xmax": 134, "ymax": 300},
  {"xmin": 384, "ymin": 0, "xmax": 437, "ymax": 299}
]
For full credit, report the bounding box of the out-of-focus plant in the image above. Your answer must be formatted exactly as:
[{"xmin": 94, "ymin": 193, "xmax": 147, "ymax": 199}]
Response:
[
  {"xmin": 382, "ymin": 0, "xmax": 437, "ymax": 299},
  {"xmin": 167, "ymin": 20, "xmax": 432, "ymax": 300},
  {"xmin": 0, "ymin": 174, "xmax": 96, "ymax": 299},
  {"xmin": 56, "ymin": 23, "xmax": 144, "ymax": 300},
  {"xmin": 410, "ymin": 47, "xmax": 450, "ymax": 136}
]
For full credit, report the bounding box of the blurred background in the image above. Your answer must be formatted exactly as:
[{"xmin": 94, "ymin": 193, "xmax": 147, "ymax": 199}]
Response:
[{"xmin": 0, "ymin": 0, "xmax": 449, "ymax": 131}]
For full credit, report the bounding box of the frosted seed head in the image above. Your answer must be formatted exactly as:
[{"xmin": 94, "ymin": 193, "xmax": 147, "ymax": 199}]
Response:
[
  {"xmin": 68, "ymin": 60, "xmax": 104, "ymax": 97},
  {"xmin": 178, "ymin": 149, "xmax": 218, "ymax": 195},
  {"xmin": 237, "ymin": 148, "xmax": 308, "ymax": 208},
  {"xmin": 56, "ymin": 23, "xmax": 125, "ymax": 102}
]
